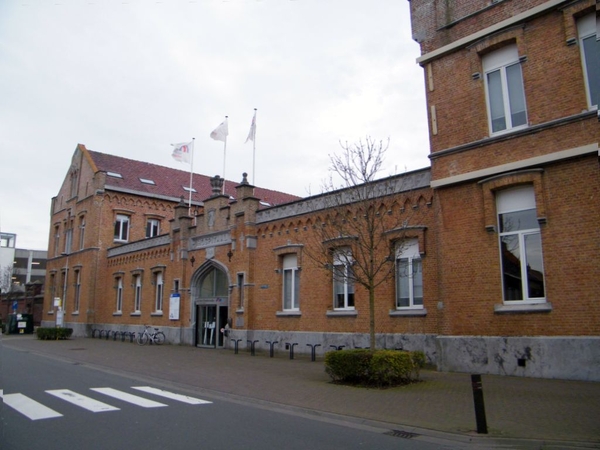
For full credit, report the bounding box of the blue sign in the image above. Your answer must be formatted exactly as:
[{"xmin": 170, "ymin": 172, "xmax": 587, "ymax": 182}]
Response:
[{"xmin": 12, "ymin": 301, "xmax": 17, "ymax": 311}]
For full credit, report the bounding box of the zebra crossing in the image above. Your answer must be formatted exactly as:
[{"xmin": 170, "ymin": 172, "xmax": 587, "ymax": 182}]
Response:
[{"xmin": 0, "ymin": 386, "xmax": 212, "ymax": 421}]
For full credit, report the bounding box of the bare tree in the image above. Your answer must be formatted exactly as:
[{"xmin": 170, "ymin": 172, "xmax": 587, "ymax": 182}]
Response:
[{"xmin": 305, "ymin": 137, "xmax": 415, "ymax": 349}]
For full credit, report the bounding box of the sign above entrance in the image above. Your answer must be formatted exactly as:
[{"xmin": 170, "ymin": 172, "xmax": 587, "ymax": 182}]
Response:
[{"xmin": 190, "ymin": 231, "xmax": 231, "ymax": 250}]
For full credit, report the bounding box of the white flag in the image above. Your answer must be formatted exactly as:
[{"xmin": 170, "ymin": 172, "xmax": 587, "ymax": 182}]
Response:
[
  {"xmin": 171, "ymin": 141, "xmax": 193, "ymax": 164},
  {"xmin": 210, "ymin": 118, "xmax": 229, "ymax": 142},
  {"xmin": 245, "ymin": 111, "xmax": 256, "ymax": 143}
]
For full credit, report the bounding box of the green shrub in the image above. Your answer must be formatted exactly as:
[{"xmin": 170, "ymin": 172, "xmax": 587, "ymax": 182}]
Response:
[
  {"xmin": 36, "ymin": 327, "xmax": 73, "ymax": 340},
  {"xmin": 325, "ymin": 349, "xmax": 426, "ymax": 387},
  {"xmin": 325, "ymin": 349, "xmax": 372, "ymax": 383}
]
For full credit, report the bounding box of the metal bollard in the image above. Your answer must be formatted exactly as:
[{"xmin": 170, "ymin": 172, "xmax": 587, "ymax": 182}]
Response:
[
  {"xmin": 471, "ymin": 374, "xmax": 488, "ymax": 434},
  {"xmin": 306, "ymin": 344, "xmax": 321, "ymax": 362},
  {"xmin": 232, "ymin": 339, "xmax": 242, "ymax": 354},
  {"xmin": 285, "ymin": 343, "xmax": 298, "ymax": 359},
  {"xmin": 266, "ymin": 340, "xmax": 279, "ymax": 358},
  {"xmin": 247, "ymin": 340, "xmax": 259, "ymax": 356}
]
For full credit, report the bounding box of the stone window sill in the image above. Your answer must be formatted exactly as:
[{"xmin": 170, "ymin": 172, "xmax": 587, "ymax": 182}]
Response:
[
  {"xmin": 276, "ymin": 311, "xmax": 301, "ymax": 317},
  {"xmin": 326, "ymin": 310, "xmax": 357, "ymax": 317},
  {"xmin": 389, "ymin": 308, "xmax": 427, "ymax": 317},
  {"xmin": 130, "ymin": 312, "xmax": 141, "ymax": 317},
  {"xmin": 494, "ymin": 302, "xmax": 552, "ymax": 314}
]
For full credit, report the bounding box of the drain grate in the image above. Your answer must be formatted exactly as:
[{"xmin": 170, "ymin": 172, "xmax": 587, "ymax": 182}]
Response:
[{"xmin": 384, "ymin": 429, "xmax": 419, "ymax": 439}]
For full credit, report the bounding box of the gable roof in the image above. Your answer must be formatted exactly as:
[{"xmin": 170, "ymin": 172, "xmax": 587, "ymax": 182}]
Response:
[{"xmin": 80, "ymin": 144, "xmax": 301, "ymax": 207}]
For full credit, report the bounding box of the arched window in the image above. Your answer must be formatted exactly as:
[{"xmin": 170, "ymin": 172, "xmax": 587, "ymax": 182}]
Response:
[{"xmin": 199, "ymin": 267, "xmax": 228, "ymax": 298}]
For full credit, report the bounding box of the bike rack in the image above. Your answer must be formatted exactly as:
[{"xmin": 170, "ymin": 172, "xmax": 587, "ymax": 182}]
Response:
[
  {"xmin": 329, "ymin": 345, "xmax": 345, "ymax": 351},
  {"xmin": 266, "ymin": 340, "xmax": 279, "ymax": 358},
  {"xmin": 247, "ymin": 340, "xmax": 259, "ymax": 356},
  {"xmin": 232, "ymin": 339, "xmax": 242, "ymax": 354},
  {"xmin": 306, "ymin": 344, "xmax": 321, "ymax": 362},
  {"xmin": 285, "ymin": 342, "xmax": 298, "ymax": 359}
]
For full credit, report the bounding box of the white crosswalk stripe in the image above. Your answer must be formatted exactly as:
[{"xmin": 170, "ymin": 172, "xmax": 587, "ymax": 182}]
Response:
[
  {"xmin": 1, "ymin": 390, "xmax": 63, "ymax": 421},
  {"xmin": 1, "ymin": 386, "xmax": 210, "ymax": 421},
  {"xmin": 91, "ymin": 388, "xmax": 167, "ymax": 408},
  {"xmin": 132, "ymin": 386, "xmax": 212, "ymax": 405},
  {"xmin": 46, "ymin": 389, "xmax": 120, "ymax": 412}
]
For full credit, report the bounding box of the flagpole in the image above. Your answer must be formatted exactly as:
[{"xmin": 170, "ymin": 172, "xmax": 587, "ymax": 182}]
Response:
[
  {"xmin": 188, "ymin": 138, "xmax": 195, "ymax": 215},
  {"xmin": 222, "ymin": 116, "xmax": 228, "ymax": 195},
  {"xmin": 252, "ymin": 108, "xmax": 257, "ymax": 185}
]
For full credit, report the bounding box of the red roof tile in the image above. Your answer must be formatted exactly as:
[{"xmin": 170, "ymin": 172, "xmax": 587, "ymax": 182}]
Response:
[{"xmin": 86, "ymin": 149, "xmax": 300, "ymax": 207}]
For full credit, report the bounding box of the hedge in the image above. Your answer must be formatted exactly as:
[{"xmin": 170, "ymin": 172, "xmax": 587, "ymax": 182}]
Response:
[
  {"xmin": 325, "ymin": 349, "xmax": 425, "ymax": 387},
  {"xmin": 36, "ymin": 327, "xmax": 73, "ymax": 340}
]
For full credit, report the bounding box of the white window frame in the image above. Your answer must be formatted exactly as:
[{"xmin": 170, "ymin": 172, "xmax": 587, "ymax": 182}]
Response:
[
  {"xmin": 115, "ymin": 277, "xmax": 123, "ymax": 313},
  {"xmin": 79, "ymin": 216, "xmax": 85, "ymax": 250},
  {"xmin": 483, "ymin": 44, "xmax": 528, "ymax": 135},
  {"xmin": 578, "ymin": 13, "xmax": 599, "ymax": 109},
  {"xmin": 333, "ymin": 248, "xmax": 355, "ymax": 310},
  {"xmin": 146, "ymin": 218, "xmax": 160, "ymax": 238},
  {"xmin": 133, "ymin": 274, "xmax": 142, "ymax": 312},
  {"xmin": 154, "ymin": 272, "xmax": 164, "ymax": 313},
  {"xmin": 64, "ymin": 222, "xmax": 73, "ymax": 254},
  {"xmin": 282, "ymin": 254, "xmax": 300, "ymax": 311},
  {"xmin": 114, "ymin": 214, "xmax": 130, "ymax": 242},
  {"xmin": 496, "ymin": 185, "xmax": 546, "ymax": 304},
  {"xmin": 396, "ymin": 239, "xmax": 423, "ymax": 309},
  {"xmin": 73, "ymin": 269, "xmax": 81, "ymax": 313}
]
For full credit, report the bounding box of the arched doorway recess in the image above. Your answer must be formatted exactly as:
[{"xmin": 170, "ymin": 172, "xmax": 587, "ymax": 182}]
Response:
[{"xmin": 192, "ymin": 261, "xmax": 230, "ymax": 348}]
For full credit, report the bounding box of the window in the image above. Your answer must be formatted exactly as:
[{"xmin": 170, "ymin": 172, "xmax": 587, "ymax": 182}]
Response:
[
  {"xmin": 54, "ymin": 226, "xmax": 60, "ymax": 257},
  {"xmin": 146, "ymin": 219, "xmax": 160, "ymax": 238},
  {"xmin": 115, "ymin": 277, "xmax": 123, "ymax": 312},
  {"xmin": 396, "ymin": 239, "xmax": 423, "ymax": 309},
  {"xmin": 64, "ymin": 221, "xmax": 73, "ymax": 254},
  {"xmin": 199, "ymin": 268, "xmax": 228, "ymax": 298},
  {"xmin": 496, "ymin": 185, "xmax": 545, "ymax": 303},
  {"xmin": 483, "ymin": 44, "xmax": 528, "ymax": 134},
  {"xmin": 114, "ymin": 214, "xmax": 130, "ymax": 242},
  {"xmin": 237, "ymin": 273, "xmax": 245, "ymax": 310},
  {"xmin": 61, "ymin": 269, "xmax": 68, "ymax": 310},
  {"xmin": 333, "ymin": 248, "xmax": 355, "ymax": 310},
  {"xmin": 282, "ymin": 254, "xmax": 300, "ymax": 311},
  {"xmin": 73, "ymin": 269, "xmax": 81, "ymax": 313},
  {"xmin": 154, "ymin": 272, "xmax": 164, "ymax": 312},
  {"xmin": 578, "ymin": 13, "xmax": 599, "ymax": 109},
  {"xmin": 79, "ymin": 216, "xmax": 85, "ymax": 250},
  {"xmin": 133, "ymin": 274, "xmax": 142, "ymax": 312}
]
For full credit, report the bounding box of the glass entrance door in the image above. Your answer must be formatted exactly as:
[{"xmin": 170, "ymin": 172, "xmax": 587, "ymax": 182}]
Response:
[
  {"xmin": 198, "ymin": 305, "xmax": 217, "ymax": 347},
  {"xmin": 194, "ymin": 266, "xmax": 230, "ymax": 348}
]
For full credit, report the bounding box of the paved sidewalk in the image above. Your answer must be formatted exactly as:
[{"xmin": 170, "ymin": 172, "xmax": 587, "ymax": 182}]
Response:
[{"xmin": 3, "ymin": 335, "xmax": 599, "ymax": 448}]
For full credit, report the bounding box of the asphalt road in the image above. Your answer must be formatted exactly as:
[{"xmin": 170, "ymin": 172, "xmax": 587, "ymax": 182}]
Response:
[{"xmin": 1, "ymin": 347, "xmax": 461, "ymax": 450}]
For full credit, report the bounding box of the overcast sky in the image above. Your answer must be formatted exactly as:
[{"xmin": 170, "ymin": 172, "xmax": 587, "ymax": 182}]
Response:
[{"xmin": 0, "ymin": 0, "xmax": 429, "ymax": 251}]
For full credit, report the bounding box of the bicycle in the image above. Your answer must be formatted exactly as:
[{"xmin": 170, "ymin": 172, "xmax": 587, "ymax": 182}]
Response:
[{"xmin": 136, "ymin": 325, "xmax": 166, "ymax": 346}]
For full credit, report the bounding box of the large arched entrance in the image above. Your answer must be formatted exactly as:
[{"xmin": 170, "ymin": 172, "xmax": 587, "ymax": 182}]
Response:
[{"xmin": 192, "ymin": 262, "xmax": 229, "ymax": 348}]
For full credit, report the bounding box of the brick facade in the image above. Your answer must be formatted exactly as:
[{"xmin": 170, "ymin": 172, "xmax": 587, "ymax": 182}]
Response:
[{"xmin": 42, "ymin": 0, "xmax": 599, "ymax": 380}]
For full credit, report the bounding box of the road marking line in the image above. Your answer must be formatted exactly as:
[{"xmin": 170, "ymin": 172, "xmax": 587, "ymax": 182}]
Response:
[
  {"xmin": 1, "ymin": 392, "xmax": 63, "ymax": 420},
  {"xmin": 91, "ymin": 388, "xmax": 167, "ymax": 408},
  {"xmin": 132, "ymin": 386, "xmax": 213, "ymax": 405},
  {"xmin": 46, "ymin": 389, "xmax": 119, "ymax": 413}
]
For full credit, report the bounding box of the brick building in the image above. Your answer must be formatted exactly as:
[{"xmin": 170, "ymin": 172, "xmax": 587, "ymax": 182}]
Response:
[
  {"xmin": 42, "ymin": 0, "xmax": 599, "ymax": 381},
  {"xmin": 408, "ymin": 0, "xmax": 599, "ymax": 379}
]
